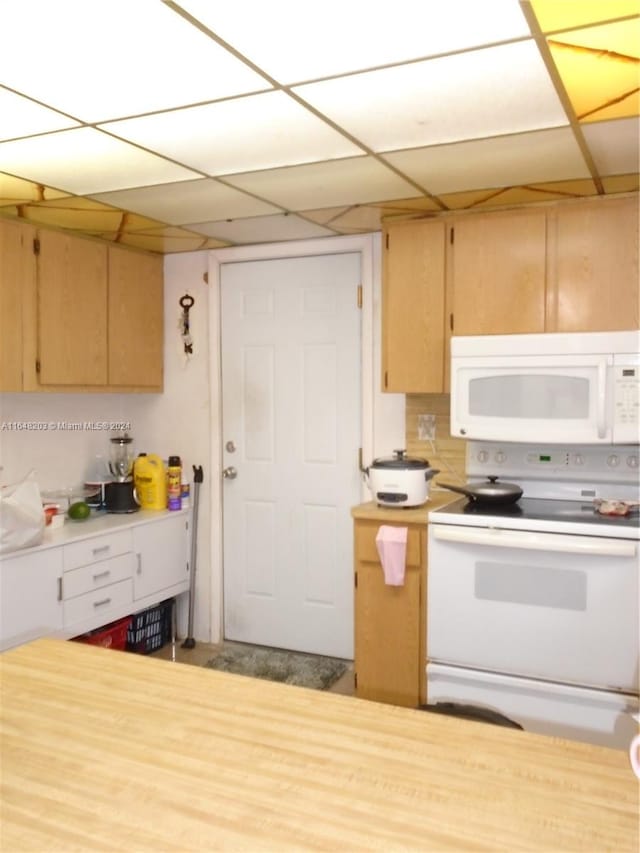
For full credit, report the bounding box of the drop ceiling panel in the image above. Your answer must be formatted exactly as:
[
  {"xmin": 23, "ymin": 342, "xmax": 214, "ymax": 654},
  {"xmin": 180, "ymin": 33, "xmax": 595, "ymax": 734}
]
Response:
[
  {"xmin": 548, "ymin": 19, "xmax": 640, "ymax": 123},
  {"xmin": 0, "ymin": 88, "xmax": 79, "ymax": 140},
  {"xmin": 224, "ymin": 157, "xmax": 419, "ymax": 210},
  {"xmin": 582, "ymin": 117, "xmax": 640, "ymax": 174},
  {"xmin": 0, "ymin": 174, "xmax": 69, "ymax": 207},
  {"xmin": 190, "ymin": 214, "xmax": 335, "ymax": 244},
  {"xmin": 293, "ymin": 41, "xmax": 569, "ymax": 152},
  {"xmin": 384, "ymin": 127, "xmax": 591, "ymax": 194},
  {"xmin": 177, "ymin": 0, "xmax": 531, "ymax": 82},
  {"xmin": 0, "ymin": 0, "xmax": 271, "ymax": 122},
  {"xmin": 99, "ymin": 91, "xmax": 362, "ymax": 175},
  {"xmin": 91, "ymin": 178, "xmax": 281, "ymax": 225},
  {"xmin": 0, "ymin": 128, "xmax": 199, "ymax": 195},
  {"xmin": 529, "ymin": 0, "xmax": 639, "ymax": 32}
]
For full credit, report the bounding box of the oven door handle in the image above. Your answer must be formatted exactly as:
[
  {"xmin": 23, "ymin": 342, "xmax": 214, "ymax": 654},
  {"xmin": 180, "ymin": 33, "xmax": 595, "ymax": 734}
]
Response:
[{"xmin": 431, "ymin": 525, "xmax": 637, "ymax": 557}]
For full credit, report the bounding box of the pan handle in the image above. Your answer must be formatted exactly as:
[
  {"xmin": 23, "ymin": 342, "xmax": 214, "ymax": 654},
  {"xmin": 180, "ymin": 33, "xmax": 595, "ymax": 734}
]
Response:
[{"xmin": 436, "ymin": 481, "xmax": 475, "ymax": 499}]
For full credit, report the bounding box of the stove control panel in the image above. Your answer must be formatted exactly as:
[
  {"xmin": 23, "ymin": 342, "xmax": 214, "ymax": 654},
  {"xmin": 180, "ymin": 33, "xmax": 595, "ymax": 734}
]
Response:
[{"xmin": 467, "ymin": 442, "xmax": 640, "ymax": 485}]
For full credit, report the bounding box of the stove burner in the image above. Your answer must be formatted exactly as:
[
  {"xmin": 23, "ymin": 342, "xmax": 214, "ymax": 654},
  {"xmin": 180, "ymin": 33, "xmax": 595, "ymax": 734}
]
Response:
[{"xmin": 463, "ymin": 501, "xmax": 524, "ymax": 516}]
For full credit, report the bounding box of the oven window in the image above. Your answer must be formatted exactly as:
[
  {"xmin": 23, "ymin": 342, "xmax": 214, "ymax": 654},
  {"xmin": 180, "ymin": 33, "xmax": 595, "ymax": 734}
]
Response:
[
  {"xmin": 468, "ymin": 375, "xmax": 589, "ymax": 419},
  {"xmin": 474, "ymin": 561, "xmax": 588, "ymax": 611}
]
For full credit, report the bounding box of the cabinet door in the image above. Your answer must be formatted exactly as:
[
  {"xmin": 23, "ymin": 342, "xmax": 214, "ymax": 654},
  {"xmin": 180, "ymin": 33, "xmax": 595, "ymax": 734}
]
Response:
[
  {"xmin": 133, "ymin": 514, "xmax": 188, "ymax": 600},
  {"xmin": 0, "ymin": 218, "xmax": 35, "ymax": 391},
  {"xmin": 1, "ymin": 548, "xmax": 63, "ymax": 650},
  {"xmin": 354, "ymin": 522, "xmax": 422, "ymax": 707},
  {"xmin": 551, "ymin": 197, "xmax": 639, "ymax": 332},
  {"xmin": 382, "ymin": 220, "xmax": 446, "ymax": 392},
  {"xmin": 450, "ymin": 210, "xmax": 546, "ymax": 336},
  {"xmin": 37, "ymin": 230, "xmax": 108, "ymax": 385},
  {"xmin": 108, "ymin": 246, "xmax": 163, "ymax": 388}
]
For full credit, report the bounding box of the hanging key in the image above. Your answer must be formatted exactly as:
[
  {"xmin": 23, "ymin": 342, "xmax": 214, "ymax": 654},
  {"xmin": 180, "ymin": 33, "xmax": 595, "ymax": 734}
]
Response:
[{"xmin": 179, "ymin": 293, "xmax": 195, "ymax": 355}]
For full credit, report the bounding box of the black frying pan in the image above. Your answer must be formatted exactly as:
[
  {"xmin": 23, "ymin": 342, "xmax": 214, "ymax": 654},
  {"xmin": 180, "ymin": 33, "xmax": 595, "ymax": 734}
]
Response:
[{"xmin": 437, "ymin": 476, "xmax": 523, "ymax": 506}]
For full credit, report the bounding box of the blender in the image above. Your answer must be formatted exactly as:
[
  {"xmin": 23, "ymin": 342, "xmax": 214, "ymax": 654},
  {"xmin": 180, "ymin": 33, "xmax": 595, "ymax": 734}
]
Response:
[{"xmin": 105, "ymin": 433, "xmax": 139, "ymax": 513}]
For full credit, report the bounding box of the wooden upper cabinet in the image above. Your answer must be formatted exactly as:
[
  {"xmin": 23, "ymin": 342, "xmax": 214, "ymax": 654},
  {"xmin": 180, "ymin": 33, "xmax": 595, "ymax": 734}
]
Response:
[
  {"xmin": 382, "ymin": 219, "xmax": 446, "ymax": 393},
  {"xmin": 449, "ymin": 210, "xmax": 547, "ymax": 336},
  {"xmin": 37, "ymin": 230, "xmax": 108, "ymax": 385},
  {"xmin": 0, "ymin": 218, "xmax": 35, "ymax": 391},
  {"xmin": 108, "ymin": 246, "xmax": 163, "ymax": 389},
  {"xmin": 549, "ymin": 197, "xmax": 639, "ymax": 332}
]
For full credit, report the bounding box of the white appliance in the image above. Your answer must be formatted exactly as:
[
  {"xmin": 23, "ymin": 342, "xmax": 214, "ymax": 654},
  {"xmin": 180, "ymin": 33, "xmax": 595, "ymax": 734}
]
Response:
[
  {"xmin": 450, "ymin": 330, "xmax": 640, "ymax": 445},
  {"xmin": 427, "ymin": 441, "xmax": 640, "ymax": 749}
]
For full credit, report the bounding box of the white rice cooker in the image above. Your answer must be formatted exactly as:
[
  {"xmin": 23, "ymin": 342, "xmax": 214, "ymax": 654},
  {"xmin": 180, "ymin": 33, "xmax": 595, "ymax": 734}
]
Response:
[{"xmin": 364, "ymin": 450, "xmax": 439, "ymax": 508}]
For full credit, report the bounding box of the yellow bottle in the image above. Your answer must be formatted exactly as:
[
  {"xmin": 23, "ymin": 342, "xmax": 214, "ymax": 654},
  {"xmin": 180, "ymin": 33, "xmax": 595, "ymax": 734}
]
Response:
[{"xmin": 133, "ymin": 454, "xmax": 167, "ymax": 510}]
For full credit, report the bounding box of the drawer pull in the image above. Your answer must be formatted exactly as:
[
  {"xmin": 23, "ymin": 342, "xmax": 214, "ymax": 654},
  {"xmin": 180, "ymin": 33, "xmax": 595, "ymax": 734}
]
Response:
[
  {"xmin": 57, "ymin": 577, "xmax": 63, "ymax": 602},
  {"xmin": 136, "ymin": 554, "xmax": 142, "ymax": 575},
  {"xmin": 92, "ymin": 570, "xmax": 111, "ymax": 582},
  {"xmin": 92, "ymin": 545, "xmax": 110, "ymax": 555},
  {"xmin": 93, "ymin": 597, "xmax": 111, "ymax": 608}
]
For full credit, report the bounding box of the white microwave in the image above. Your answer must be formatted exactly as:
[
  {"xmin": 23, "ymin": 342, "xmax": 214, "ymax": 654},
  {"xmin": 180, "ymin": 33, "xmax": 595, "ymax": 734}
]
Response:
[{"xmin": 450, "ymin": 330, "xmax": 640, "ymax": 445}]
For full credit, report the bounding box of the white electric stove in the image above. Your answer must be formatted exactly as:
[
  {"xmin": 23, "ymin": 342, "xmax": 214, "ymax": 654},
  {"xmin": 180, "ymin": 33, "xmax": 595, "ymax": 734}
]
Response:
[{"xmin": 426, "ymin": 441, "xmax": 639, "ymax": 749}]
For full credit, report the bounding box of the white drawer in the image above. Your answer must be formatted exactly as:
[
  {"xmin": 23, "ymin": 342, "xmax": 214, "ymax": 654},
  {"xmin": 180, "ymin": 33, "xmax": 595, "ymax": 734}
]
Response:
[
  {"xmin": 63, "ymin": 530, "xmax": 133, "ymax": 571},
  {"xmin": 63, "ymin": 578, "xmax": 133, "ymax": 626},
  {"xmin": 63, "ymin": 552, "xmax": 135, "ymax": 600}
]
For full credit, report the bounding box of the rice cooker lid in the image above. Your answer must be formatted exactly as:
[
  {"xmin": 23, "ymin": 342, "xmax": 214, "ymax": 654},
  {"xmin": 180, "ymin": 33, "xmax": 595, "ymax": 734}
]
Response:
[{"xmin": 371, "ymin": 449, "xmax": 431, "ymax": 470}]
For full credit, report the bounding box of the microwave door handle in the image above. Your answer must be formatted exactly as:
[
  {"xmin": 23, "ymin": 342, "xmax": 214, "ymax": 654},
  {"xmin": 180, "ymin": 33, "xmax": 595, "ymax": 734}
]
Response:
[
  {"xmin": 431, "ymin": 525, "xmax": 636, "ymax": 558},
  {"xmin": 597, "ymin": 361, "xmax": 607, "ymax": 439}
]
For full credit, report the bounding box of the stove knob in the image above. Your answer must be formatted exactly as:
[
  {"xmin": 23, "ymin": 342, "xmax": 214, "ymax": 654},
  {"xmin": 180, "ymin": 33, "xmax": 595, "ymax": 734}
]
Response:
[
  {"xmin": 573, "ymin": 453, "xmax": 584, "ymax": 466},
  {"xmin": 607, "ymin": 454, "xmax": 620, "ymax": 468},
  {"xmin": 477, "ymin": 451, "xmax": 489, "ymax": 464},
  {"xmin": 627, "ymin": 454, "xmax": 639, "ymax": 469},
  {"xmin": 494, "ymin": 451, "xmax": 506, "ymax": 464}
]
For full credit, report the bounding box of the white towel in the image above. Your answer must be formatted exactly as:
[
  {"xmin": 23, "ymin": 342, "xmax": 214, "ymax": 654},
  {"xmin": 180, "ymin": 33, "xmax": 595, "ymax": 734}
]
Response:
[{"xmin": 375, "ymin": 525, "xmax": 408, "ymax": 586}]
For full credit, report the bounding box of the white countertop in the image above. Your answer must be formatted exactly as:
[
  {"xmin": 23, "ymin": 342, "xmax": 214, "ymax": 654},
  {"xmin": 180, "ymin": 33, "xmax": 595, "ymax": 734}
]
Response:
[{"xmin": 3, "ymin": 507, "xmax": 190, "ymax": 557}]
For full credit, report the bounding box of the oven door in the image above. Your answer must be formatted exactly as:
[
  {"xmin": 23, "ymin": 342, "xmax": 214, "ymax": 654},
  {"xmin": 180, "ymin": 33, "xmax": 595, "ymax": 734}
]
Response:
[
  {"xmin": 427, "ymin": 524, "xmax": 639, "ymax": 692},
  {"xmin": 450, "ymin": 354, "xmax": 613, "ymax": 444}
]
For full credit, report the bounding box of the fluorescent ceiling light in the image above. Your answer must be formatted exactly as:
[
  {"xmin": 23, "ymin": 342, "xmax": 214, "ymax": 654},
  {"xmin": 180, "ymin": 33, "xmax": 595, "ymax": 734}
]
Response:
[
  {"xmin": 0, "ymin": 128, "xmax": 199, "ymax": 194},
  {"xmin": 294, "ymin": 41, "xmax": 569, "ymax": 152},
  {"xmin": 0, "ymin": 0, "xmax": 270, "ymax": 122},
  {"xmin": 0, "ymin": 88, "xmax": 79, "ymax": 140},
  {"xmin": 100, "ymin": 91, "xmax": 362, "ymax": 175},
  {"xmin": 177, "ymin": 0, "xmax": 531, "ymax": 82}
]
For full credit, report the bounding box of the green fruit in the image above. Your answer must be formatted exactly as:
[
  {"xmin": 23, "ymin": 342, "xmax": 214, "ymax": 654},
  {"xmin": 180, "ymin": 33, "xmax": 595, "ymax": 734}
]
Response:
[{"xmin": 68, "ymin": 501, "xmax": 91, "ymax": 521}]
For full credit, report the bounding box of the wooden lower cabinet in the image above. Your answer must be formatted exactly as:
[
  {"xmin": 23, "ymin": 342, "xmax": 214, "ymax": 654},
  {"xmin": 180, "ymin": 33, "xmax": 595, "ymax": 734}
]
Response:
[{"xmin": 354, "ymin": 519, "xmax": 426, "ymax": 707}]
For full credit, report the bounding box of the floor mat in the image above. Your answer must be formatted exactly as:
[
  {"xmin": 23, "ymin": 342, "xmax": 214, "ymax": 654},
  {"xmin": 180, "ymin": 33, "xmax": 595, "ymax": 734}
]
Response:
[{"xmin": 204, "ymin": 642, "xmax": 348, "ymax": 690}]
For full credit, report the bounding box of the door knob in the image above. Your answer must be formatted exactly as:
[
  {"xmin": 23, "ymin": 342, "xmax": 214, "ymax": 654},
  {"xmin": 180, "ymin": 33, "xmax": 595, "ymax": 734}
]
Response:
[{"xmin": 222, "ymin": 466, "xmax": 238, "ymax": 480}]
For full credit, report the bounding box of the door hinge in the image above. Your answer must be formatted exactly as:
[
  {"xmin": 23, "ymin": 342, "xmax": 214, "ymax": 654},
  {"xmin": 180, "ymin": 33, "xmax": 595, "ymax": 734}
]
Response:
[
  {"xmin": 354, "ymin": 572, "xmax": 358, "ymax": 588},
  {"xmin": 33, "ymin": 237, "xmax": 40, "ymax": 255},
  {"xmin": 354, "ymin": 672, "xmax": 358, "ymax": 688},
  {"xmin": 357, "ymin": 284, "xmax": 362, "ymax": 309},
  {"xmin": 449, "ymin": 227, "xmax": 454, "ymax": 245},
  {"xmin": 449, "ymin": 313, "xmax": 454, "ymax": 332},
  {"xmin": 384, "ymin": 370, "xmax": 388, "ymax": 389},
  {"xmin": 385, "ymin": 233, "xmax": 389, "ymax": 250},
  {"xmin": 35, "ymin": 359, "xmax": 41, "ymax": 374}
]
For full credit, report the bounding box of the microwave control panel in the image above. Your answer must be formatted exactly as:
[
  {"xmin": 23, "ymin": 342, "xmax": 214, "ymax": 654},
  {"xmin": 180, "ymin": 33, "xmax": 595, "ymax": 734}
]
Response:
[{"xmin": 613, "ymin": 365, "xmax": 639, "ymax": 429}]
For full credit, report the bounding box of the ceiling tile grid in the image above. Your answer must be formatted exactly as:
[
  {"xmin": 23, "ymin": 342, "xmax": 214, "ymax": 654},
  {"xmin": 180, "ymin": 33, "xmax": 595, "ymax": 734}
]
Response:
[{"xmin": 0, "ymin": 0, "xmax": 637, "ymax": 252}]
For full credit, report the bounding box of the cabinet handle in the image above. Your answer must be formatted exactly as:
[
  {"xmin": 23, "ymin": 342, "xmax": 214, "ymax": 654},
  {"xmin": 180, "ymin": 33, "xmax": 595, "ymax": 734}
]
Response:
[
  {"xmin": 57, "ymin": 577, "xmax": 63, "ymax": 601},
  {"xmin": 92, "ymin": 545, "xmax": 110, "ymax": 555},
  {"xmin": 93, "ymin": 597, "xmax": 111, "ymax": 608},
  {"xmin": 136, "ymin": 553, "xmax": 142, "ymax": 575},
  {"xmin": 92, "ymin": 570, "xmax": 110, "ymax": 581}
]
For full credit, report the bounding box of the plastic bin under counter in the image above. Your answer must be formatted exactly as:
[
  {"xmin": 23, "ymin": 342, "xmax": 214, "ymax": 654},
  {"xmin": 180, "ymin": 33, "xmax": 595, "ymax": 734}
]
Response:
[{"xmin": 351, "ymin": 490, "xmax": 457, "ymax": 524}]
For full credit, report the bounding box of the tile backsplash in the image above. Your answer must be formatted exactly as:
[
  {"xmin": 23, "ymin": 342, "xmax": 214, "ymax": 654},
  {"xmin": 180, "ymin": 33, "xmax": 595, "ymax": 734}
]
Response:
[{"xmin": 405, "ymin": 394, "xmax": 467, "ymax": 486}]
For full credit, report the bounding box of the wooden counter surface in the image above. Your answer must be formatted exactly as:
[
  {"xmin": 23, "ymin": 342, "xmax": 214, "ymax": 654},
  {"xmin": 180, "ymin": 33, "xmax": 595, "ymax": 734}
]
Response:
[
  {"xmin": 1, "ymin": 639, "xmax": 637, "ymax": 852},
  {"xmin": 351, "ymin": 490, "xmax": 456, "ymax": 524}
]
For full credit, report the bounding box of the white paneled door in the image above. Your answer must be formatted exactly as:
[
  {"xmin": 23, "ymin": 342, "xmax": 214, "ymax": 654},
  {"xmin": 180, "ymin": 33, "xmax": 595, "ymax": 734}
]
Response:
[{"xmin": 221, "ymin": 253, "xmax": 361, "ymax": 658}]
